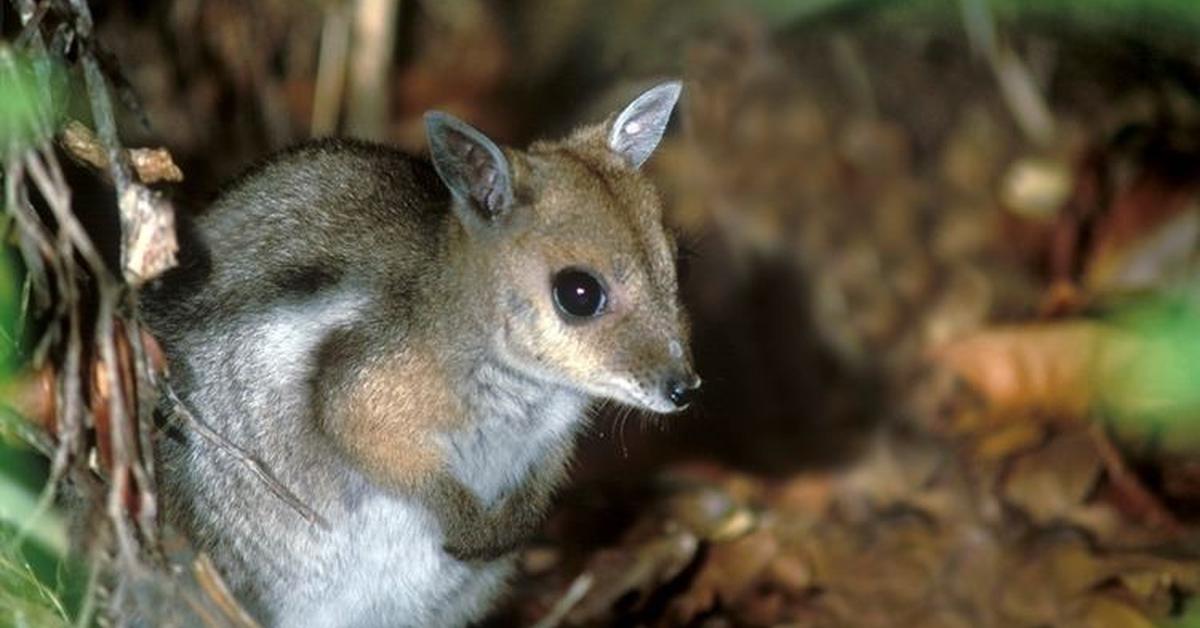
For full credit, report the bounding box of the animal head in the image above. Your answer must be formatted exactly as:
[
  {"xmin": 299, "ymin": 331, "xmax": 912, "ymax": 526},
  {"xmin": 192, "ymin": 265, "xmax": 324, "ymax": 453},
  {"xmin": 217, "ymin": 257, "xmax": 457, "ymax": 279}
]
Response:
[{"xmin": 425, "ymin": 82, "xmax": 699, "ymax": 413}]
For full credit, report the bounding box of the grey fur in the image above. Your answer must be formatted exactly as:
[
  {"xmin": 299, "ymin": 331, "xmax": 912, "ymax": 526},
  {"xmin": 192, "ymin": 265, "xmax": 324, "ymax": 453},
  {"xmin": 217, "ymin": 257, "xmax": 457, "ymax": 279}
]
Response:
[{"xmin": 143, "ymin": 82, "xmax": 691, "ymax": 627}]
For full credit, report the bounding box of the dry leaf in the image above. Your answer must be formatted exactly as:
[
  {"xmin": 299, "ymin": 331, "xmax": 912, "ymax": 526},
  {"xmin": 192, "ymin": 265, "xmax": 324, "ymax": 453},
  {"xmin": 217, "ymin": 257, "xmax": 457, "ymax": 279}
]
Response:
[
  {"xmin": 565, "ymin": 529, "xmax": 699, "ymax": 624},
  {"xmin": 1002, "ymin": 156, "xmax": 1073, "ymax": 220},
  {"xmin": 974, "ymin": 421, "xmax": 1045, "ymax": 461},
  {"xmin": 668, "ymin": 528, "xmax": 779, "ymax": 625},
  {"xmin": 1001, "ymin": 429, "xmax": 1102, "ymax": 526},
  {"xmin": 60, "ymin": 119, "xmax": 184, "ymax": 184},
  {"xmin": 1085, "ymin": 172, "xmax": 1200, "ymax": 293},
  {"xmin": 934, "ymin": 321, "xmax": 1109, "ymax": 419},
  {"xmin": 120, "ymin": 184, "xmax": 179, "ymax": 285},
  {"xmin": 0, "ymin": 365, "xmax": 56, "ymax": 435}
]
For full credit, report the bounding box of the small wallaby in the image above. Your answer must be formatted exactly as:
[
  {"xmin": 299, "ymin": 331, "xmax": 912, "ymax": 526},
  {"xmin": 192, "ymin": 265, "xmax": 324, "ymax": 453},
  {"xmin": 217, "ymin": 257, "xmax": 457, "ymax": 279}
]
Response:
[{"xmin": 142, "ymin": 81, "xmax": 697, "ymax": 627}]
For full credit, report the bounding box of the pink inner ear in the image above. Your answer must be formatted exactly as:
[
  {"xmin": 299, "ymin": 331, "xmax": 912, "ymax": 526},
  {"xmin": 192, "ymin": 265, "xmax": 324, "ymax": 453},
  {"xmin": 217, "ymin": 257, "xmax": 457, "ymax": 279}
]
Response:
[
  {"xmin": 462, "ymin": 142, "xmax": 502, "ymax": 216},
  {"xmin": 444, "ymin": 128, "xmax": 507, "ymax": 218}
]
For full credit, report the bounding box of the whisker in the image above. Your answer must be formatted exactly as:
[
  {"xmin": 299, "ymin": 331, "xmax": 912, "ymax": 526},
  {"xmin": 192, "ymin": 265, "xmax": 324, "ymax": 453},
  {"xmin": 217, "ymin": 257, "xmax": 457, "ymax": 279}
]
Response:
[
  {"xmin": 616, "ymin": 405, "xmax": 632, "ymax": 458},
  {"xmin": 584, "ymin": 398, "xmax": 609, "ymax": 438},
  {"xmin": 645, "ymin": 405, "xmax": 661, "ymax": 429}
]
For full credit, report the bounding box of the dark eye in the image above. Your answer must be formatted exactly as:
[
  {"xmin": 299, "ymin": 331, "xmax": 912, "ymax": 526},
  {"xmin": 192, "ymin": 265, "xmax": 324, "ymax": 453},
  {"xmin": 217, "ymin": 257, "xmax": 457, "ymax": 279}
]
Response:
[{"xmin": 552, "ymin": 268, "xmax": 607, "ymax": 319}]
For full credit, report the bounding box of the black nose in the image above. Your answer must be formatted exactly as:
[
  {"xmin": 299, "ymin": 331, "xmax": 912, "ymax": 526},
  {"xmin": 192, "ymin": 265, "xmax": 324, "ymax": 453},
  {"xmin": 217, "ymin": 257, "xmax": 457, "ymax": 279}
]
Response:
[{"xmin": 666, "ymin": 374, "xmax": 702, "ymax": 409}]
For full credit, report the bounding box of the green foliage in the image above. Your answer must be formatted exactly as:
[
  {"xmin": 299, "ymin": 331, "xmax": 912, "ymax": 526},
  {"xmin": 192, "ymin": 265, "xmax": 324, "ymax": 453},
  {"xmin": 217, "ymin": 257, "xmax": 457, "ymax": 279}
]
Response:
[
  {"xmin": 0, "ymin": 449, "xmax": 68, "ymax": 627},
  {"xmin": 746, "ymin": 0, "xmax": 1200, "ymax": 34},
  {"xmin": 0, "ymin": 56, "xmax": 71, "ymax": 618},
  {"xmin": 748, "ymin": 0, "xmax": 894, "ymax": 26},
  {"xmin": 988, "ymin": 0, "xmax": 1200, "ymax": 22},
  {"xmin": 0, "ymin": 251, "xmax": 22, "ymax": 377},
  {"xmin": 0, "ymin": 537, "xmax": 70, "ymax": 628},
  {"xmin": 1099, "ymin": 293, "xmax": 1200, "ymax": 451},
  {"xmin": 0, "ymin": 443, "xmax": 79, "ymax": 628},
  {"xmin": 987, "ymin": 0, "xmax": 1200, "ymax": 40},
  {"xmin": 1165, "ymin": 598, "xmax": 1200, "ymax": 628},
  {"xmin": 0, "ymin": 47, "xmax": 67, "ymax": 155}
]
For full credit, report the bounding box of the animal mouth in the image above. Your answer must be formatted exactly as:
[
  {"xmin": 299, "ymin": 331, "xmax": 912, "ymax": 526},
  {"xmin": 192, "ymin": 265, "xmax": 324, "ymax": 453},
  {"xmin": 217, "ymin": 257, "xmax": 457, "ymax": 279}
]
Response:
[{"xmin": 589, "ymin": 380, "xmax": 678, "ymax": 415}]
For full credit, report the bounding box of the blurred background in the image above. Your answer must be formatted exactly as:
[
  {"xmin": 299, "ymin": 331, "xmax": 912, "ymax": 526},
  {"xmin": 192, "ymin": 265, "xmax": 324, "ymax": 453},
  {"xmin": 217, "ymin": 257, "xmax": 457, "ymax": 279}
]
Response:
[{"xmin": 5, "ymin": 0, "xmax": 1200, "ymax": 625}]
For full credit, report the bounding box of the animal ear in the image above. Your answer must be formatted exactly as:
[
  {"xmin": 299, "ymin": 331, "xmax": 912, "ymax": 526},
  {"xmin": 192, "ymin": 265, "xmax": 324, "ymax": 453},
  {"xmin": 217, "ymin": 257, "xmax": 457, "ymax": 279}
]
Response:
[
  {"xmin": 607, "ymin": 81, "xmax": 682, "ymax": 169},
  {"xmin": 424, "ymin": 112, "xmax": 514, "ymax": 227}
]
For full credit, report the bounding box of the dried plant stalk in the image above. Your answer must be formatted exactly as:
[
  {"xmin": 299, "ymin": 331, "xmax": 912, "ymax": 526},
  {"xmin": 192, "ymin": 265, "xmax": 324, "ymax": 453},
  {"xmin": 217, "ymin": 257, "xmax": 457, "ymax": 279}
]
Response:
[
  {"xmin": 60, "ymin": 120, "xmax": 184, "ymax": 185},
  {"xmin": 2, "ymin": 0, "xmax": 247, "ymax": 624},
  {"xmin": 3, "ymin": 1, "xmax": 335, "ymax": 622}
]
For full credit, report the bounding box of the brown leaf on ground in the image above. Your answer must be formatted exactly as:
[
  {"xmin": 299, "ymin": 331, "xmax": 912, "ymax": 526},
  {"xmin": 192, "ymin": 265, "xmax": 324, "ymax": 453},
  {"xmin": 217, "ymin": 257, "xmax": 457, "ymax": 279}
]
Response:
[
  {"xmin": 1085, "ymin": 176, "xmax": 1200, "ymax": 293},
  {"xmin": 1162, "ymin": 458, "xmax": 1200, "ymax": 503},
  {"xmin": 974, "ymin": 421, "xmax": 1046, "ymax": 461},
  {"xmin": 1075, "ymin": 595, "xmax": 1156, "ymax": 628},
  {"xmin": 1000, "ymin": 536, "xmax": 1114, "ymax": 625},
  {"xmin": 667, "ymin": 528, "xmax": 779, "ymax": 624},
  {"xmin": 658, "ymin": 466, "xmax": 761, "ymax": 542},
  {"xmin": 933, "ymin": 322, "xmax": 1108, "ymax": 419},
  {"xmin": 1089, "ymin": 425, "xmax": 1185, "ymax": 534},
  {"xmin": 932, "ymin": 320, "xmax": 1168, "ymax": 425},
  {"xmin": 564, "ymin": 528, "xmax": 700, "ymax": 625},
  {"xmin": 1001, "ymin": 429, "xmax": 1106, "ymax": 529}
]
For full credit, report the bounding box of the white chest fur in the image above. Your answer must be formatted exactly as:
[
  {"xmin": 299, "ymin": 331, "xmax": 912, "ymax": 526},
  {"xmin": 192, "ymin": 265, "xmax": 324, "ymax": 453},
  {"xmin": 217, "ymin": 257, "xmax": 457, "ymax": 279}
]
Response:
[
  {"xmin": 266, "ymin": 392, "xmax": 584, "ymax": 626},
  {"xmin": 256, "ymin": 494, "xmax": 513, "ymax": 627},
  {"xmin": 443, "ymin": 359, "xmax": 587, "ymax": 506},
  {"xmin": 166, "ymin": 293, "xmax": 589, "ymax": 627}
]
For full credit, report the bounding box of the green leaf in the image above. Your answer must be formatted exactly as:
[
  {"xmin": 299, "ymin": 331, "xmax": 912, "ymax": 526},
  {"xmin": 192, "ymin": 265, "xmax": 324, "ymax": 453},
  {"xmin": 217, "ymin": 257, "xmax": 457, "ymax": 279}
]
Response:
[{"xmin": 0, "ymin": 47, "xmax": 67, "ymax": 155}]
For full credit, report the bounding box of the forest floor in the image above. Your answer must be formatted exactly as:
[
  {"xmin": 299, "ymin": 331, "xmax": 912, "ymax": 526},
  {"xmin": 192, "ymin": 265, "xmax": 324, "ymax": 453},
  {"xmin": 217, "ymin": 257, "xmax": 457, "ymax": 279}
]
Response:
[{"xmin": 4, "ymin": 1, "xmax": 1200, "ymax": 626}]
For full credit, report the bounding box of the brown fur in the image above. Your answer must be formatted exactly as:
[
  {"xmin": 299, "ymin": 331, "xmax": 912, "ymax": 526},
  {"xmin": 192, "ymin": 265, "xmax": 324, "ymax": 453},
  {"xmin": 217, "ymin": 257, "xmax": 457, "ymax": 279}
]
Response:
[
  {"xmin": 330, "ymin": 344, "xmax": 466, "ymax": 489},
  {"xmin": 308, "ymin": 117, "xmax": 694, "ymax": 555},
  {"xmin": 143, "ymin": 83, "xmax": 694, "ymax": 623}
]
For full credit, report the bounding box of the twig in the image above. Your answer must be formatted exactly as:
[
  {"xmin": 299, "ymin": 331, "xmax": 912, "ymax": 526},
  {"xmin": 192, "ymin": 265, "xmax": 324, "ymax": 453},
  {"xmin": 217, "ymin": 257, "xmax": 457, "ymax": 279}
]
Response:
[
  {"xmin": 531, "ymin": 572, "xmax": 594, "ymax": 628},
  {"xmin": 28, "ymin": 139, "xmax": 150, "ymax": 601},
  {"xmin": 6, "ymin": 442, "xmax": 65, "ymax": 551},
  {"xmin": 960, "ymin": 0, "xmax": 1056, "ymax": 146},
  {"xmin": 830, "ymin": 34, "xmax": 877, "ymax": 119},
  {"xmin": 25, "ymin": 144, "xmax": 110, "ymax": 282},
  {"xmin": 0, "ymin": 407, "xmax": 54, "ymax": 457},
  {"xmin": 4, "ymin": 158, "xmax": 56, "ymax": 323},
  {"xmin": 96, "ymin": 292, "xmax": 152, "ymax": 572},
  {"xmin": 68, "ymin": 0, "xmax": 133, "ymax": 192},
  {"xmin": 18, "ymin": 146, "xmax": 88, "ymax": 504},
  {"xmin": 164, "ymin": 386, "xmax": 330, "ymax": 529},
  {"xmin": 72, "ymin": 552, "xmax": 101, "ymax": 628},
  {"xmin": 1087, "ymin": 423, "xmax": 1185, "ymax": 534},
  {"xmin": 60, "ymin": 120, "xmax": 183, "ymax": 184},
  {"xmin": 345, "ymin": 0, "xmax": 398, "ymax": 138},
  {"xmin": 13, "ymin": 0, "xmax": 48, "ymax": 50},
  {"xmin": 6, "ymin": 0, "xmax": 175, "ymax": 622},
  {"xmin": 312, "ymin": 2, "xmax": 352, "ymax": 136},
  {"xmin": 69, "ymin": 0, "xmax": 178, "ymax": 286},
  {"xmin": 193, "ymin": 553, "xmax": 263, "ymax": 628},
  {"xmin": 126, "ymin": 319, "xmax": 160, "ymax": 547}
]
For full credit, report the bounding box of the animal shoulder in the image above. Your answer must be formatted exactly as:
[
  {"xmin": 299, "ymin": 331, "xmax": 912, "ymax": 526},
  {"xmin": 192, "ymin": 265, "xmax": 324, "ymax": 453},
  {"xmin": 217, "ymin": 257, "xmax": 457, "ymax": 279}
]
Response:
[
  {"xmin": 205, "ymin": 139, "xmax": 449, "ymax": 244},
  {"xmin": 193, "ymin": 140, "xmax": 450, "ymax": 289}
]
